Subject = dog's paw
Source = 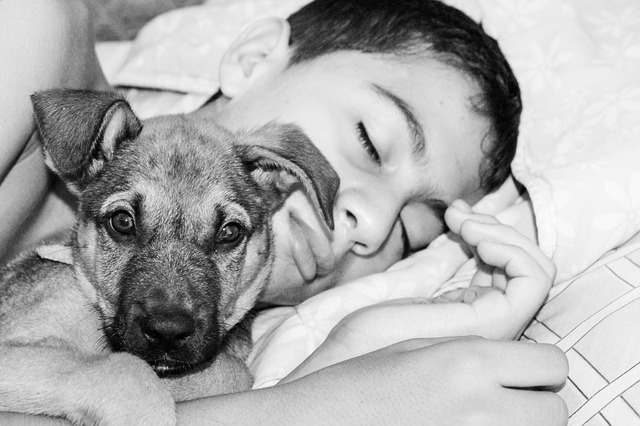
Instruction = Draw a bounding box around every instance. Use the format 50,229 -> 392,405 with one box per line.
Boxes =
64,353 -> 176,426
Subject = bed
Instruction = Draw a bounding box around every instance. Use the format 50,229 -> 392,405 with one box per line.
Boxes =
95,1 -> 640,424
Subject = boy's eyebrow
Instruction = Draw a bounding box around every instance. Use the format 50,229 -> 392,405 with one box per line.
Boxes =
371,83 -> 427,159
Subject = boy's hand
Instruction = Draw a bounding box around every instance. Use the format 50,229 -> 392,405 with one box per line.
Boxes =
287,200 -> 556,377
281,338 -> 568,426
436,199 -> 557,338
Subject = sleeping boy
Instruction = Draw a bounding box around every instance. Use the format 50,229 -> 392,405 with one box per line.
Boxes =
0,0 -> 567,424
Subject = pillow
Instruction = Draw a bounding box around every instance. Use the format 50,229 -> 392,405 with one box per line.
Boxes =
82,0 -> 208,41
486,0 -> 640,282
111,0 -> 311,94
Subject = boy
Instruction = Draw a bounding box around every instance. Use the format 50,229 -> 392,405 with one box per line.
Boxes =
0,0 -> 567,423
191,0 -> 523,306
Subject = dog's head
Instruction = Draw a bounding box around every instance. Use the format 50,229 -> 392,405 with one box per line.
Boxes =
32,89 -> 338,376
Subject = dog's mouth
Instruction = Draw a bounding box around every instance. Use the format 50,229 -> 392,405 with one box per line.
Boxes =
149,356 -> 211,378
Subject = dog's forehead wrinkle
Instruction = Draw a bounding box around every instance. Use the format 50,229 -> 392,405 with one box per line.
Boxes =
132,180 -> 238,242
140,116 -> 237,165
119,120 -> 253,200
128,135 -> 267,226
132,139 -> 241,196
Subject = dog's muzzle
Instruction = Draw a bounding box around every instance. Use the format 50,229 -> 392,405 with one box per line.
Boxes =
107,301 -> 221,378
139,306 -> 220,377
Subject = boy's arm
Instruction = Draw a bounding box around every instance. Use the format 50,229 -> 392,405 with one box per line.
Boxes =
0,0 -> 105,182
0,337 -> 567,425
0,0 -> 109,263
180,337 -> 567,426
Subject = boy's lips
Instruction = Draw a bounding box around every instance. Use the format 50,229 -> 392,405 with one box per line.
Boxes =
289,213 -> 336,282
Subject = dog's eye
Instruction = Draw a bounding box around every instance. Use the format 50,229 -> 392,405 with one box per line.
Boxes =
110,211 -> 136,236
218,222 -> 244,244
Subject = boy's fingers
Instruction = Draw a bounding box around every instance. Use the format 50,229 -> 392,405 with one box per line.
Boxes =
476,240 -> 555,284
474,242 -> 553,316
488,342 -> 568,389
424,339 -> 568,425
445,200 -> 500,234
458,220 -> 534,251
445,201 -> 514,274
388,338 -> 568,389
470,266 -> 509,290
445,201 -> 540,264
425,338 -> 568,388
434,286 -> 497,304
446,201 -> 538,255
459,221 -> 555,280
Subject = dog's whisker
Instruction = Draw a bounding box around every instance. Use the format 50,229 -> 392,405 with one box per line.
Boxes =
95,334 -> 111,353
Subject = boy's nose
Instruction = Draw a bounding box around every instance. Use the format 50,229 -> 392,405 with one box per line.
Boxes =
334,188 -> 399,256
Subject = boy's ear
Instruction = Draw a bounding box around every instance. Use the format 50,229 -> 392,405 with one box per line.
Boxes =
219,17 -> 291,98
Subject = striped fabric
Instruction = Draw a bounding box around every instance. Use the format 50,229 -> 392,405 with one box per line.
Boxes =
525,233 -> 640,425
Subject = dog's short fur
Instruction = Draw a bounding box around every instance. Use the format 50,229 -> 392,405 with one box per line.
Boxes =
0,90 -> 338,425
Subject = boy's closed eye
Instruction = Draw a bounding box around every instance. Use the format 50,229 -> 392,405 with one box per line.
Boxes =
356,122 -> 381,165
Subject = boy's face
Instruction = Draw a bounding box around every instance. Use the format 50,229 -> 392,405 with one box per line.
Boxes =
197,51 -> 488,305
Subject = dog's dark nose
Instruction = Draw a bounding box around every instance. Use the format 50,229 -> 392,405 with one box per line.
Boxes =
140,309 -> 196,351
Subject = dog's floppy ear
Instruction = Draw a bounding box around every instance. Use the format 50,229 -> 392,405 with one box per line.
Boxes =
238,124 -> 339,230
31,89 -> 142,195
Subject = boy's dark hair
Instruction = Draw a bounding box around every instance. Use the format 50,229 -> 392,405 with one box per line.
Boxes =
287,0 -> 521,194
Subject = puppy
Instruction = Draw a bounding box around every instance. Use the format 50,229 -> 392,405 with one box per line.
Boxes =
0,89 -> 338,425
